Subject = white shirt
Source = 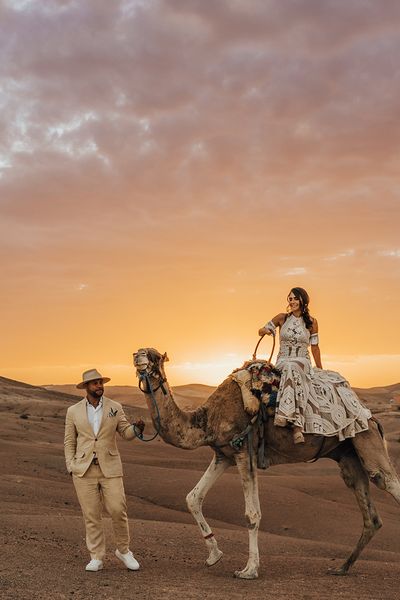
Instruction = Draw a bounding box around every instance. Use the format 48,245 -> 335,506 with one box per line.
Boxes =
86,397 -> 103,436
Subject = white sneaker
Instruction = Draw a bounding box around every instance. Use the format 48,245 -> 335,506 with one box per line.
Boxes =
115,549 -> 140,570
85,558 -> 104,572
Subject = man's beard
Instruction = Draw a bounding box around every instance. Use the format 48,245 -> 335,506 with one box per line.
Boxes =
88,389 -> 103,400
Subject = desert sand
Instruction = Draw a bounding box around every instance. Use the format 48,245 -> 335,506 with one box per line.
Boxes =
2,375 -> 400,600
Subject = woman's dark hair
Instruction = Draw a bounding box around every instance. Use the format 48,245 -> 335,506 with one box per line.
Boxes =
287,287 -> 313,330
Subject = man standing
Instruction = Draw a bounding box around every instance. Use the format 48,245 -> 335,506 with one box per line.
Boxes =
64,368 -> 144,572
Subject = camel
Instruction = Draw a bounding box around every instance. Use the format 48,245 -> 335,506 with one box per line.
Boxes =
133,347 -> 400,579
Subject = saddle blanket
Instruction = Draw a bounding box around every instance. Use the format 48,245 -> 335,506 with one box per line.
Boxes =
230,360 -> 281,416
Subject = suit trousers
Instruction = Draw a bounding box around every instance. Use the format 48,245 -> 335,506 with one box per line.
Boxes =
73,463 -> 130,560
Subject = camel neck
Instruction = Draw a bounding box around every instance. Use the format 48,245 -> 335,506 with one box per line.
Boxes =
145,377 -> 207,449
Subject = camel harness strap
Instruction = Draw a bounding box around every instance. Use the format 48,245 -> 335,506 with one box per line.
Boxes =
134,372 -> 165,442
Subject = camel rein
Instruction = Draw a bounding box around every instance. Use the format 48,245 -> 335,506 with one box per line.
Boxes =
133,372 -> 165,442
134,337 -> 276,455
252,333 -> 276,362
134,362 -> 264,464
213,334 -> 329,468
134,339 -> 326,465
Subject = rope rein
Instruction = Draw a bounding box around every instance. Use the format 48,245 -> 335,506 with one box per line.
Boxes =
133,372 -> 165,442
252,333 -> 276,362
134,337 -> 326,465
134,337 -> 277,456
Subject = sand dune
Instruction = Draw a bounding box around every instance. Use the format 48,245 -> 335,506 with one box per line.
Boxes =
353,382 -> 400,412
44,382 -> 216,410
45,380 -> 400,413
2,377 -> 400,599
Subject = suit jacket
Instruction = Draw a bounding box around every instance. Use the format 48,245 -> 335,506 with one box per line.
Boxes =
64,395 -> 135,478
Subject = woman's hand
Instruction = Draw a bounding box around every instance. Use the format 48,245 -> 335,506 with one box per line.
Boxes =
311,345 -> 323,369
259,315 -> 283,338
259,322 -> 276,337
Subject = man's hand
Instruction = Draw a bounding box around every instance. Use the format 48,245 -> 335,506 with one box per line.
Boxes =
133,419 -> 145,435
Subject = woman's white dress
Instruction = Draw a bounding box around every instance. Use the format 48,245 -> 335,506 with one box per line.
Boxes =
274,314 -> 371,440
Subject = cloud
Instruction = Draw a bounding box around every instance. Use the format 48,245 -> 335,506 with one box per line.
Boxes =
0,1 -> 400,385
2,0 -> 400,207
324,249 -> 355,261
378,249 -> 400,258
282,267 -> 308,276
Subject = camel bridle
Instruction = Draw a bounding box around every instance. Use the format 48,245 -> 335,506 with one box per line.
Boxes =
133,349 -> 168,442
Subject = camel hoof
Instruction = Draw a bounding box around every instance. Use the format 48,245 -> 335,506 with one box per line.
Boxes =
327,566 -> 348,576
234,568 -> 258,580
206,549 -> 223,567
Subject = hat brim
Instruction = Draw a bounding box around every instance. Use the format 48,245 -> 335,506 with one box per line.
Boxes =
76,376 -> 111,390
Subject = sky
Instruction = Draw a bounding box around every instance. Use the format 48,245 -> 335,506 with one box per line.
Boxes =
0,0 -> 399,388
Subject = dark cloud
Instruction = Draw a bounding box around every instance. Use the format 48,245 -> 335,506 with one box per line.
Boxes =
0,0 -> 399,303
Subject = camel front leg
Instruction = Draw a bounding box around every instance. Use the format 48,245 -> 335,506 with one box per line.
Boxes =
234,451 -> 261,579
186,454 -> 230,566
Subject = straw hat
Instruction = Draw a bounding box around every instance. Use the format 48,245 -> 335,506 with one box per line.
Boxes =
76,368 -> 111,389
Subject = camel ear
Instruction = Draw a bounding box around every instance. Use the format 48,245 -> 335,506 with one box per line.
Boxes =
162,352 -> 169,362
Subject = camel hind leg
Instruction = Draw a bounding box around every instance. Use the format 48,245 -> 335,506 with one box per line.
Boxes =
352,418 -> 400,503
186,454 -> 230,566
330,450 -> 382,575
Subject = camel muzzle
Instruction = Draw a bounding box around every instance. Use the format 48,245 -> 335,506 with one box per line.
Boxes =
133,350 -> 150,372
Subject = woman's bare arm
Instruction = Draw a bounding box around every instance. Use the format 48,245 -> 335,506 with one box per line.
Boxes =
258,313 -> 285,336
310,317 -> 323,368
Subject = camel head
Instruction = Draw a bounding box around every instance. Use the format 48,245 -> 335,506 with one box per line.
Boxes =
133,347 -> 169,382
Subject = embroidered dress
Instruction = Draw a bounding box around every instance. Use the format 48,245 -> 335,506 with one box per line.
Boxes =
274,314 -> 371,440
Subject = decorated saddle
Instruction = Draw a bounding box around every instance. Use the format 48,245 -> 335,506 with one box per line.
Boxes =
230,360 -> 281,417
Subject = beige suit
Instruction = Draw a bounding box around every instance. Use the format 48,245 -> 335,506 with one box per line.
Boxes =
64,396 -> 136,559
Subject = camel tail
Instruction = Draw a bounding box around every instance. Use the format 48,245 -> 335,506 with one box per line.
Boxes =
369,415 -> 388,453
352,415 -> 399,493
370,415 -> 385,440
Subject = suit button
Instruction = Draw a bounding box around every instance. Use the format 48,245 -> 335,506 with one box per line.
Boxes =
95,438 -> 97,441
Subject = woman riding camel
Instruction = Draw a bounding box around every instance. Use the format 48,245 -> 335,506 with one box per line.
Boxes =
259,287 -> 371,444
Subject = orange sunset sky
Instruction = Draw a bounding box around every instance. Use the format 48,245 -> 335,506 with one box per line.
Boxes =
0,0 -> 399,388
